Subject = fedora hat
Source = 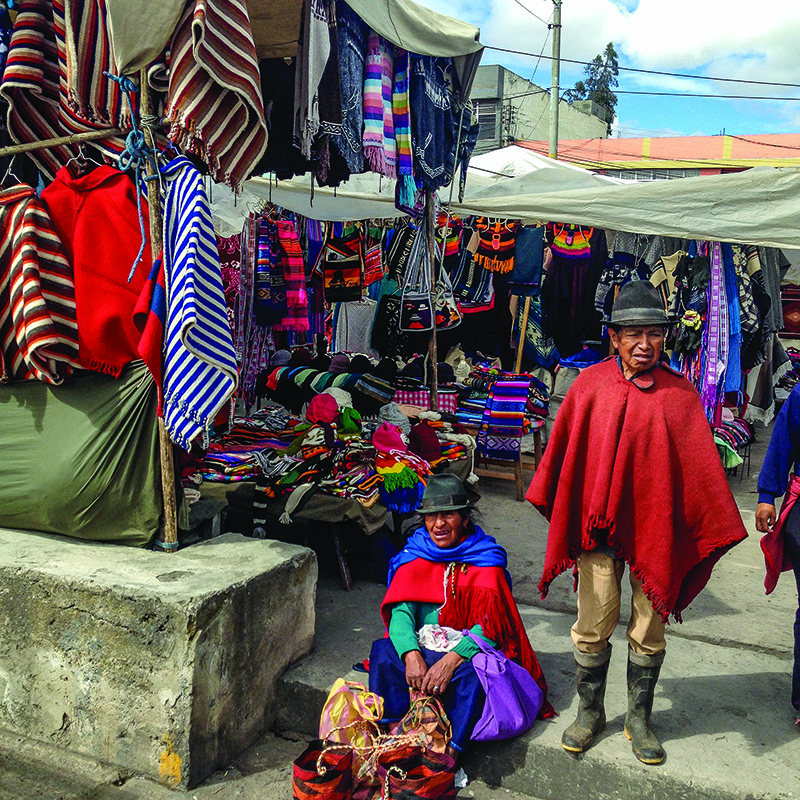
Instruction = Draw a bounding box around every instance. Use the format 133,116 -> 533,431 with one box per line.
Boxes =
603,280 -> 675,327
417,474 -> 471,514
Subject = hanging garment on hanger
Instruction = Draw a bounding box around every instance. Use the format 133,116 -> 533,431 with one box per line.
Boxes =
333,1 -> 368,174
507,226 -> 545,297
0,185 -> 80,384
362,30 -> 396,177
474,218 -> 518,273
41,165 -> 152,377
333,297 -> 379,357
254,218 -> 288,326
274,219 -> 310,332
159,155 -> 238,449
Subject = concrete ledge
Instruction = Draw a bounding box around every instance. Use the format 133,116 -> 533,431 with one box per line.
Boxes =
0,530 -> 317,788
279,576 -> 799,800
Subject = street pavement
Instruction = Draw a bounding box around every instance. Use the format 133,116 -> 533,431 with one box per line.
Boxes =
2,418 -> 798,799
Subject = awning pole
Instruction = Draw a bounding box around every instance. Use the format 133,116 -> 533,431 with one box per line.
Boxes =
139,68 -> 179,552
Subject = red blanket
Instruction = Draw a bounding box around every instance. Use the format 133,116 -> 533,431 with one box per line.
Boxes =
527,358 -> 747,622
381,558 -> 554,718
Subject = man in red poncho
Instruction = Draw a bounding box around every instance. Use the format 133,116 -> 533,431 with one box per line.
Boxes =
527,280 -> 747,765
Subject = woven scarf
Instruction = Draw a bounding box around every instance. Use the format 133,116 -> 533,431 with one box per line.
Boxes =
474,219 -> 517,273
700,242 -> 728,422
362,31 -> 395,177
393,48 -> 413,181
274,219 -> 309,332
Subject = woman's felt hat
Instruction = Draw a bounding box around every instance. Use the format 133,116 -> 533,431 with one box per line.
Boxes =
602,280 -> 676,327
417,473 -> 471,514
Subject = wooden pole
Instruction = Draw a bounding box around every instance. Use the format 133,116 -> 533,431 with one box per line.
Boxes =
514,296 -> 532,374
0,128 -> 120,158
425,190 -> 439,411
139,68 -> 179,552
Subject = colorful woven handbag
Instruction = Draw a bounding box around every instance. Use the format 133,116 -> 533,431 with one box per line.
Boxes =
292,740 -> 353,800
376,746 -> 455,800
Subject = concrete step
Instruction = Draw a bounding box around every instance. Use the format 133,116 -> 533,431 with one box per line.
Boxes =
277,575 -> 799,800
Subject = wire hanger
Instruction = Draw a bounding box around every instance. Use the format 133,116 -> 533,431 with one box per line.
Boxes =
64,143 -> 104,176
2,154 -> 21,186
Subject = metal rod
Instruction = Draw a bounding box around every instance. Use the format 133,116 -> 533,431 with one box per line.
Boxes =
0,128 -> 120,158
425,190 -> 439,411
139,68 -> 179,552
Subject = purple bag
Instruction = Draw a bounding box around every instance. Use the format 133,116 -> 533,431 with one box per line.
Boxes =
465,631 -> 543,742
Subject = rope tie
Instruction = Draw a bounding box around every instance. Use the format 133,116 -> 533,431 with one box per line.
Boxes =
103,71 -> 159,282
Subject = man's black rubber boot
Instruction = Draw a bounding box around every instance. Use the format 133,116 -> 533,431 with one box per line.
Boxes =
561,645 -> 612,753
624,648 -> 666,765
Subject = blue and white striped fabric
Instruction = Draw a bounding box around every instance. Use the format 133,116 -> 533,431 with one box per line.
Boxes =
161,156 -> 238,449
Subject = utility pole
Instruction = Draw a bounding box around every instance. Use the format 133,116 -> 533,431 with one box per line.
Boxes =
548,0 -> 562,159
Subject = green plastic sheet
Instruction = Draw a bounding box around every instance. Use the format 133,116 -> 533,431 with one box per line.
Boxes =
0,361 -> 161,546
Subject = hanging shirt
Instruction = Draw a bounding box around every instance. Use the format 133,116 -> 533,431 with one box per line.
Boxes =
160,156 -> 238,450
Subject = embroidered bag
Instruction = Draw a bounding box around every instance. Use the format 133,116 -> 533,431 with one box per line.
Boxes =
400,216 -> 434,332
465,630 -> 543,741
325,230 -> 364,303
364,242 -> 384,286
433,256 -> 462,330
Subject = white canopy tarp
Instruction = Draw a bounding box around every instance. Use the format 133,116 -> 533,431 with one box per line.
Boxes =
211,146 -> 800,249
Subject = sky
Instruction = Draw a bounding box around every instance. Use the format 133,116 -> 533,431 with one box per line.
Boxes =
414,0 -> 800,139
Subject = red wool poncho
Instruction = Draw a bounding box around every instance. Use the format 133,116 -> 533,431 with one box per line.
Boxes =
527,358 -> 747,622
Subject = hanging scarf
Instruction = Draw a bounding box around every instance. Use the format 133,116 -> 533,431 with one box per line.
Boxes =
362,31 -> 396,177
474,219 -> 517,273
392,47 -> 416,204
274,219 -> 309,332
700,242 -> 728,422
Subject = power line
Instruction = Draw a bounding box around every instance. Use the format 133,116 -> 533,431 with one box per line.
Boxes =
483,44 -> 800,89
499,86 -> 800,103
511,0 -> 551,27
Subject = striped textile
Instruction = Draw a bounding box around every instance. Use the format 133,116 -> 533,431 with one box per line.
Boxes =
161,156 -> 238,449
166,0 -> 267,188
362,31 -> 395,177
274,219 -> 309,332
392,48 -> 412,176
0,185 -> 80,384
477,378 -> 531,461
0,0 -> 130,179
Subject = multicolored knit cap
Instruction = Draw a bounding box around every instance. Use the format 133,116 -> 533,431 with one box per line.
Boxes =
372,422 -> 430,513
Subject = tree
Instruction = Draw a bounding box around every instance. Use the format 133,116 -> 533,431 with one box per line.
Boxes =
564,42 -> 619,136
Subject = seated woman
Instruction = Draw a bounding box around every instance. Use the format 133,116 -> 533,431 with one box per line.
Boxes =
369,474 -> 554,756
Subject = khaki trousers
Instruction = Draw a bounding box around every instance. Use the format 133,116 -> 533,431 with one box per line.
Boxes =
570,550 -> 666,657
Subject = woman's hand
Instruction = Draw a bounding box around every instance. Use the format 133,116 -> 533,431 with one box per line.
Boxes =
403,650 -> 428,691
421,651 -> 465,696
756,502 -> 777,533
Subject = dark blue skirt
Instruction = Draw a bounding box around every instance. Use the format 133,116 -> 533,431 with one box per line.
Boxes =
368,638 -> 485,752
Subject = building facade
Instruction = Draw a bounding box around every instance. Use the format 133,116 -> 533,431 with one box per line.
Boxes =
470,65 -> 608,155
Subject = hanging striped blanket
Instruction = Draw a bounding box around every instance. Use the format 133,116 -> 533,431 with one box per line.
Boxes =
165,0 -> 267,187
161,156 -> 238,450
274,219 -> 309,332
0,185 -> 80,384
0,0 -> 131,179
477,378 -> 532,461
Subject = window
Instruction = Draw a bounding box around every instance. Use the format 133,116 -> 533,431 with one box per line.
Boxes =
604,168 -> 700,181
475,100 -> 498,142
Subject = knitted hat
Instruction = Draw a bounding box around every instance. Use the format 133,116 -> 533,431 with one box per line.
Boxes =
377,401 -> 411,435
311,353 -> 332,372
306,393 -> 339,424
437,362 -> 456,384
603,280 -> 676,327
374,357 -> 398,381
348,354 -> 373,374
322,387 -> 354,409
289,347 -> 314,367
400,358 -> 424,380
271,349 -> 292,368
329,353 -> 351,374
338,406 -> 363,437
408,420 -> 442,464
356,373 -> 396,406
372,422 -> 407,453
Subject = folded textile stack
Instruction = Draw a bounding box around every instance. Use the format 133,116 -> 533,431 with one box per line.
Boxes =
319,441 -> 382,507
477,378 -> 532,462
